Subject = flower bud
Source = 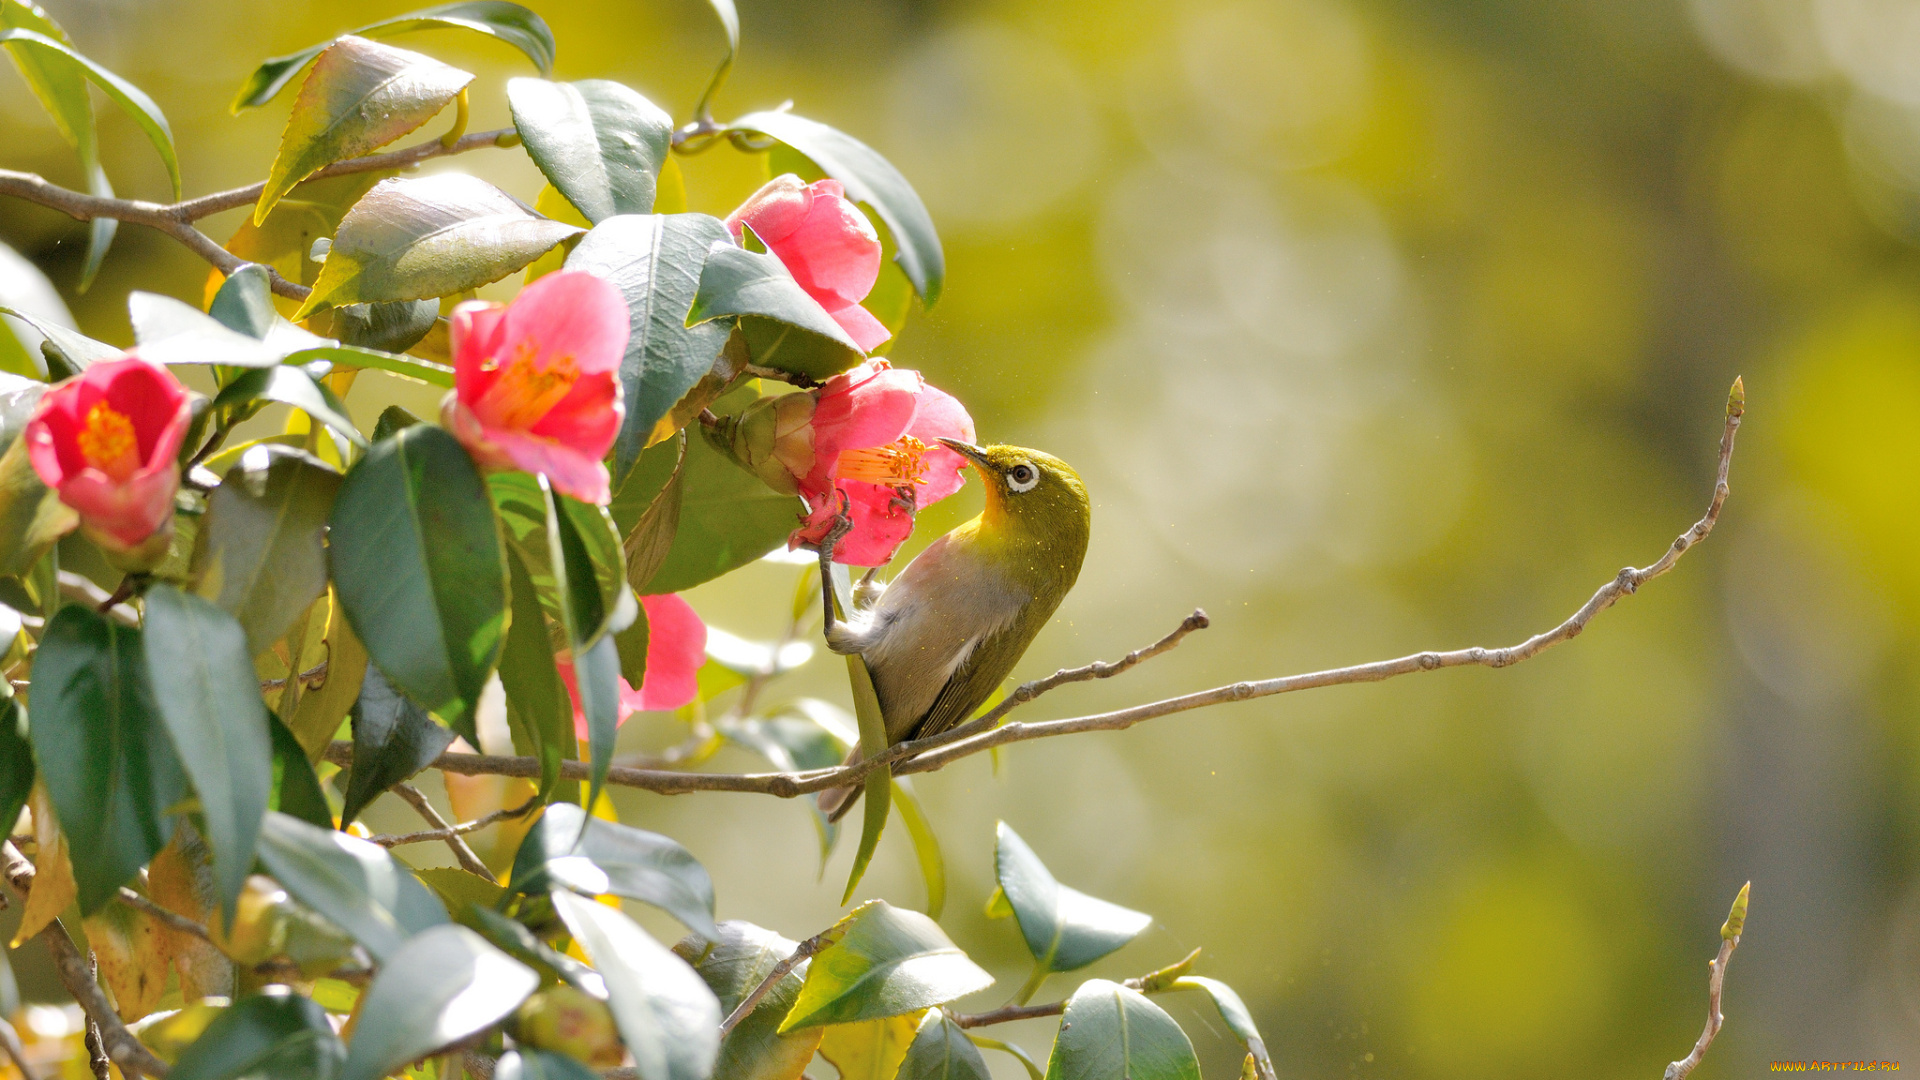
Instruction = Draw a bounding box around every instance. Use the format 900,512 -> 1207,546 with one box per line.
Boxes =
515,985 -> 624,1067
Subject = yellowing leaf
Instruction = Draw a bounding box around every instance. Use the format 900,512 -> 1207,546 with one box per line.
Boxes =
147,826 -> 235,999
255,37 -> 472,225
285,591 -> 369,762
11,784 -> 74,946
818,1014 -> 923,1080
83,899 -> 169,1021
523,184 -> 591,284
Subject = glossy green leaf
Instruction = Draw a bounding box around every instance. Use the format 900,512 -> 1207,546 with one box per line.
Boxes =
295,174 -> 583,320
330,423 -> 507,740
171,989 -> 344,1080
212,367 -> 366,450
254,811 -> 449,963
1,2 -> 96,183
255,37 -> 471,225
549,889 -> 722,1080
891,778 -> 944,922
840,655 -> 891,905
611,405 -> 796,595
304,344 -> 452,388
996,823 -> 1150,974
29,605 -> 183,913
725,111 -> 940,305
341,925 -> 537,1080
510,802 -> 716,937
130,291 -> 306,369
0,371 -> 41,444
0,691 -> 31,841
968,1036 -> 1043,1080
233,2 -> 554,112
463,903 -> 604,997
509,77 -> 672,222
498,547 -> 573,799
898,1011 -> 989,1080
780,901 -> 993,1031
1043,981 -> 1199,1080
340,665 -> 455,825
496,1050 -> 601,1080
676,920 -> 826,1080
574,630 -> 620,815
268,713 -> 335,830
0,231 -> 75,375
563,213 -> 734,485
192,445 -> 341,658
1169,978 -> 1272,1080
689,243 -> 863,372
489,473 -> 624,648
331,300 -> 439,354
208,263 -> 276,338
142,585 -> 275,912
0,304 -> 117,371
0,26 -> 179,198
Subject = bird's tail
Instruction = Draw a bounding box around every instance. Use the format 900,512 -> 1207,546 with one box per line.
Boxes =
816,745 -> 863,823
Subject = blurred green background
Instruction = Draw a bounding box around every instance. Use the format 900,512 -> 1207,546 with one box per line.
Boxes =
5,0 -> 1919,1075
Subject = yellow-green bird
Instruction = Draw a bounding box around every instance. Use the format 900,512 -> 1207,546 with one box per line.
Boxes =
816,439 -> 1091,821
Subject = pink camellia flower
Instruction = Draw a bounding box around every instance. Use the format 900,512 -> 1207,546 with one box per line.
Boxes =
25,354 -> 190,554
726,175 -> 891,353
556,594 -> 708,739
441,270 -> 629,505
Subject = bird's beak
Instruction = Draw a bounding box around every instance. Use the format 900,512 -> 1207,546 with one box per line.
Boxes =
936,437 -> 990,466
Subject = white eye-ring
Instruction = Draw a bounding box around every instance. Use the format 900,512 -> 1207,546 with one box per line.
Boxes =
1007,462 -> 1039,492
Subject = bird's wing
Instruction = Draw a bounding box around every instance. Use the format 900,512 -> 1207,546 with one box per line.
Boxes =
906,616 -> 1046,742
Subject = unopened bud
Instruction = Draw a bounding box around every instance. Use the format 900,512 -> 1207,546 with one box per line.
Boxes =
706,393 -> 816,496
515,985 -> 624,1067
1721,881 -> 1750,941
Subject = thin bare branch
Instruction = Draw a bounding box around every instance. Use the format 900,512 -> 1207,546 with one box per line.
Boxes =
1665,882 -> 1750,1080
0,843 -> 171,1078
367,796 -> 540,849
170,128 -> 517,220
342,383 -> 1742,799
392,783 -> 498,882
117,887 -> 214,944
718,934 -> 826,1038
0,1015 -> 42,1080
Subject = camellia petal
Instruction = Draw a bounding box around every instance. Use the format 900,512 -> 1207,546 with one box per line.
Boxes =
25,353 -> 189,552
727,174 -> 890,353
557,593 -> 707,738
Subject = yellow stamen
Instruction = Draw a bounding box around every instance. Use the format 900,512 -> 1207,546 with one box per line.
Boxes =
474,340 -> 580,429
77,401 -> 141,481
835,434 -> 931,487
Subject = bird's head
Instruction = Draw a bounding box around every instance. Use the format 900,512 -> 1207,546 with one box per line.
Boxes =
936,439 -> 1090,550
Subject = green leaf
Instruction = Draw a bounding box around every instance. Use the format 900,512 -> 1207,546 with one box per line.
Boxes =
0,26 -> 179,198
676,921 -> 825,1080
29,605 -> 184,913
340,665 -> 455,826
254,811 -> 449,963
891,778 -> 944,922
0,691 -> 31,843
688,243 -> 863,373
612,406 -> 796,595
840,655 -> 890,905
0,304 -> 117,370
995,823 -> 1150,974
305,344 -> 452,388
1043,981 -> 1199,1080
574,631 -> 621,817
898,1012 -> 989,1080
0,403 -> 73,577
509,78 -> 672,222
0,233 -> 75,376
489,473 -> 624,648
268,713 -> 335,830
549,889 -> 721,1080
255,37 -> 472,225
496,1050 -> 602,1080
171,990 -> 345,1080
212,367 -> 367,450
968,1037 -> 1042,1080
331,300 -> 439,354
498,547 -> 573,800
294,174 -> 583,320
510,803 -> 716,938
724,111 -> 940,305
463,904 -> 603,996
330,423 -> 507,740
563,213 -> 733,486
141,585 -> 275,913
208,263 -> 277,339
233,2 -> 555,112
780,901 -> 993,1032
191,445 -> 342,658
130,291 -> 309,369
341,925 -> 537,1080
1168,978 -> 1272,1080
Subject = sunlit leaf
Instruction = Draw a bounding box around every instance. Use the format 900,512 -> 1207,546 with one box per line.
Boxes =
192,445 -> 341,658
30,605 -> 184,913
294,174 -> 582,320
463,904 -> 604,997
341,925 -> 536,1080
897,1011 -> 989,1080
254,812 -> 449,963
995,822 -> 1150,974
330,423 -> 507,740
840,655 -> 890,905
676,920 -> 825,1080
1168,977 -> 1272,1080
509,77 -> 672,222
213,366 -> 367,454
142,585 -> 276,912
689,243 -> 863,378
130,291 -> 307,369
510,802 -> 716,938
331,299 -> 439,353
563,213 -> 733,486
725,111 -> 940,305
818,1014 -> 920,1080
549,889 -> 721,1080
0,234 -> 75,375
1042,981 -> 1199,1080
968,1036 -> 1042,1080
171,990 -> 344,1080
255,37 -> 471,224
10,784 -> 73,945
781,901 -> 993,1031
234,1 -> 554,112
340,664 -> 455,826
83,895 -> 167,1022
0,25 -> 179,197
284,594 -> 369,760
891,778 -> 944,922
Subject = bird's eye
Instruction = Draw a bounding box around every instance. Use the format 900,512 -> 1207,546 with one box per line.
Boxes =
1007,462 -> 1039,492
